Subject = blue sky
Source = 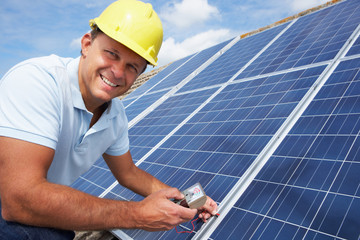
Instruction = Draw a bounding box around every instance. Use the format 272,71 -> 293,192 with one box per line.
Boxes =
0,0 -> 329,77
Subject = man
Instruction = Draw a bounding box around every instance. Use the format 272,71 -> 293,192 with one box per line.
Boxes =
0,0 -> 218,239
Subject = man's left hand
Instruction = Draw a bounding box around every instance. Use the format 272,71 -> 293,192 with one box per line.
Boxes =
197,196 -> 218,222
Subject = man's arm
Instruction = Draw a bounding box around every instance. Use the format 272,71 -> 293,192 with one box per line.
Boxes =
0,137 -> 197,231
103,151 -> 169,196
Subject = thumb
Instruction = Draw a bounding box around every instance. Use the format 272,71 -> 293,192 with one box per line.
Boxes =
162,187 -> 184,200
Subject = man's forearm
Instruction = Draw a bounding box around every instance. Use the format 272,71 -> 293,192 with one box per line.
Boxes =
120,167 -> 170,196
2,181 -> 140,231
104,152 -> 170,197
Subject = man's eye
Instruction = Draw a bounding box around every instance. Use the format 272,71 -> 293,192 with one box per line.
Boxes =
128,65 -> 138,74
105,50 -> 117,58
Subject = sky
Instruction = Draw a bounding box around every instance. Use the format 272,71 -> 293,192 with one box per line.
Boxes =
0,0 -> 330,78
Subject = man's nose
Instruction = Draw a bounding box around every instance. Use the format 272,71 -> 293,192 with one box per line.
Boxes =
112,62 -> 126,80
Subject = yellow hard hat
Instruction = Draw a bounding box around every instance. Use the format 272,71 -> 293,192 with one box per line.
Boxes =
89,0 -> 163,66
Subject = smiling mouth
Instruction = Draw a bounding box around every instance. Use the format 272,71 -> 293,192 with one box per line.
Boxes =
101,75 -> 118,87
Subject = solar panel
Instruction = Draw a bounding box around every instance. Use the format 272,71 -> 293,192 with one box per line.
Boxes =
128,87 -> 220,163
178,22 -> 290,93
210,56 -> 360,240
147,39 -> 232,94
237,0 -> 360,79
123,89 -> 169,122
125,54 -> 194,99
71,0 -> 360,239
120,55 -> 195,122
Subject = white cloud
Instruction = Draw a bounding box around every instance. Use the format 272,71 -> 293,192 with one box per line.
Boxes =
157,28 -> 232,67
70,37 -> 82,49
160,0 -> 220,29
289,0 -> 330,12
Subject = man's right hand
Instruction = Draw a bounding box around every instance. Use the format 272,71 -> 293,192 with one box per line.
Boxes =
134,188 -> 197,231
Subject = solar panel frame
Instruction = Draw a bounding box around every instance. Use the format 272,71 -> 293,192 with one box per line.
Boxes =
346,28 -> 360,57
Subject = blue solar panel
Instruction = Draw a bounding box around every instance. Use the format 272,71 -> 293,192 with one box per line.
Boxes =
71,1 -> 360,239
148,39 -> 233,93
237,0 -> 360,79
128,87 -> 219,163
123,89 -> 169,122
126,54 -> 194,99
211,57 -> 360,240
177,22 -> 290,93
71,157 -> 118,198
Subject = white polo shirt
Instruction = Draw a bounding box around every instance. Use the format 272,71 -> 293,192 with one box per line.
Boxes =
0,55 -> 129,186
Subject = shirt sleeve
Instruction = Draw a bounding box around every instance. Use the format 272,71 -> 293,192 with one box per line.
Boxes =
0,63 -> 61,149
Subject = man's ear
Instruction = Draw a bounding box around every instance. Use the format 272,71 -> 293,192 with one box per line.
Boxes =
81,33 -> 92,57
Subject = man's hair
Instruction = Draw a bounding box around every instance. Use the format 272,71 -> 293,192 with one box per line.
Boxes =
90,26 -> 103,41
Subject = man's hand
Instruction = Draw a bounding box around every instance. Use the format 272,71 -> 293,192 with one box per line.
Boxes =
197,196 -> 218,222
134,188 -> 197,231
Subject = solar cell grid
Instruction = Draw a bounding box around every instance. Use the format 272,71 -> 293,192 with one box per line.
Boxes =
71,157 -> 117,197
148,39 -> 232,93
123,89 -> 168,121
237,0 -> 360,79
128,88 -> 219,163
125,54 -> 194,99
177,22 -> 290,93
211,57 -> 360,240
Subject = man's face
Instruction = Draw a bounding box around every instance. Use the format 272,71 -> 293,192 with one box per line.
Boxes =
79,32 -> 147,112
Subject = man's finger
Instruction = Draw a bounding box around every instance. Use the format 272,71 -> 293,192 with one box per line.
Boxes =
162,187 -> 184,200
177,205 -> 197,221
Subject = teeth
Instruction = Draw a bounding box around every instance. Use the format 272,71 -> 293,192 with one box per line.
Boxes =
101,75 -> 117,87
